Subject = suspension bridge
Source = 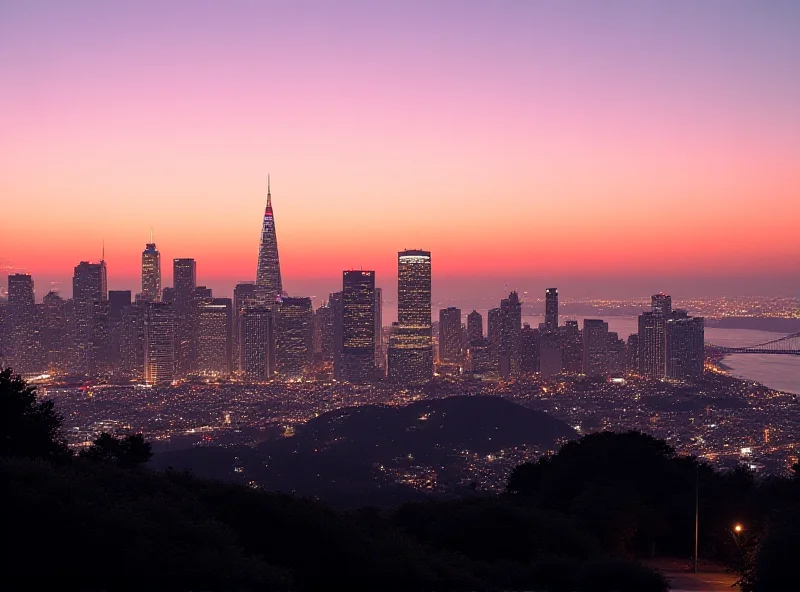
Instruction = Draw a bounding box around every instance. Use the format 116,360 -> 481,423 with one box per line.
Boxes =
707,332 -> 800,355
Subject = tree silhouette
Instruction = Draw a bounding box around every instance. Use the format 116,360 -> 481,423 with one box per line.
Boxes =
0,367 -> 70,462
80,432 -> 153,468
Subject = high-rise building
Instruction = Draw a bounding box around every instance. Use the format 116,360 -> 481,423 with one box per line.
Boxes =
582,319 -> 608,376
341,271 -> 376,382
255,177 -> 283,301
232,283 -> 270,373
42,291 -> 68,374
438,307 -> 462,364
374,287 -> 384,375
626,334 -> 640,372
6,274 -> 41,376
72,260 -> 107,377
274,296 -> 312,377
488,307 -> 502,371
666,313 -> 705,379
499,291 -> 522,376
560,320 -> 582,373
120,303 -> 145,379
330,291 -> 344,379
545,288 -> 559,333
173,258 -> 196,376
519,323 -> 540,374
239,305 -> 274,381
196,298 -> 232,377
144,302 -> 175,384
467,310 -> 483,342
313,301 -> 335,361
388,250 -> 432,383
540,331 -> 562,378
107,290 -> 131,371
638,311 -> 667,378
141,239 -> 162,303
652,293 -> 672,316
467,337 -> 492,374
606,331 -> 627,376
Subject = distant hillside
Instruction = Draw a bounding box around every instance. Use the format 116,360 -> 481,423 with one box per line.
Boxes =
152,395 -> 576,506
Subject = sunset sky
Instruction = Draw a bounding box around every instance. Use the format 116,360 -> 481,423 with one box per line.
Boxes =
1,1 -> 799,300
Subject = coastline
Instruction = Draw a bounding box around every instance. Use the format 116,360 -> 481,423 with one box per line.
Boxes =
712,352 -> 800,396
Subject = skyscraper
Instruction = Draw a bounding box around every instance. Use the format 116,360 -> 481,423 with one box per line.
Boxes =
519,323 -> 540,374
374,287 -> 385,375
42,290 -> 68,374
467,310 -> 483,342
195,297 -> 232,377
72,260 -> 107,377
173,258 -> 196,376
274,296 -> 312,377
141,238 -> 161,303
330,291 -> 344,379
144,302 -> 175,384
540,331 -> 562,378
499,291 -> 522,376
239,305 -> 274,381
388,250 -> 432,383
560,320 -> 582,373
666,313 -> 705,380
107,290 -> 131,370
6,274 -> 41,376
255,177 -> 283,301
545,288 -> 559,333
438,307 -> 462,364
488,307 -> 501,371
638,311 -> 667,378
652,293 -> 672,316
342,270 -> 376,382
582,319 -> 608,376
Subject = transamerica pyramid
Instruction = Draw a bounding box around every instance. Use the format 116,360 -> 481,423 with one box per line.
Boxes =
255,175 -> 283,300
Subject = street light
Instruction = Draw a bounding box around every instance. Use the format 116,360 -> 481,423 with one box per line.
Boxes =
734,524 -> 743,534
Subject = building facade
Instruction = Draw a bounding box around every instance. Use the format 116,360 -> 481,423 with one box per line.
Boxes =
388,250 -> 432,383
255,177 -> 283,301
342,270 -> 376,382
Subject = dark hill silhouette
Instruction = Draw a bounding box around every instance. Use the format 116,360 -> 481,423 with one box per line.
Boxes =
152,395 -> 576,506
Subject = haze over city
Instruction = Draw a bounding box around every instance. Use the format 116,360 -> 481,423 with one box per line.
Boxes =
2,1 -> 799,300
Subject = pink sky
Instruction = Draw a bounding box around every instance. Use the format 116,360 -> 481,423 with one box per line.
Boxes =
1,1 -> 798,299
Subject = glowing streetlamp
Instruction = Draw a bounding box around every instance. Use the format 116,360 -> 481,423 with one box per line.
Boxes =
734,524 -> 743,534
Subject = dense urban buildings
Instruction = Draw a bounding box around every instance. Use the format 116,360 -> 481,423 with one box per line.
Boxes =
341,271 -> 376,382
255,177 -> 283,301
6,274 -> 40,376
499,291 -> 522,378
72,260 -> 107,377
195,298 -> 233,377
173,258 -> 196,376
467,310 -> 483,343
388,250 -> 432,383
666,312 -> 705,379
582,319 -> 609,376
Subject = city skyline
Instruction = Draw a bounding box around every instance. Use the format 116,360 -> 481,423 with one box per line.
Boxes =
2,1 -> 799,299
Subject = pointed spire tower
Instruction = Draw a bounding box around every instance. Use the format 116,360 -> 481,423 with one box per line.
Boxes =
255,175 -> 283,300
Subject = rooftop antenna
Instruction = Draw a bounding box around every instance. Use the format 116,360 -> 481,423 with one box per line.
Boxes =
149,227 -> 153,244
102,239 -> 105,262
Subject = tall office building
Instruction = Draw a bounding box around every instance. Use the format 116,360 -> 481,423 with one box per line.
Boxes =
499,291 -> 522,376
626,334 -> 640,372
341,271 -> 376,382
42,290 -> 68,374
330,292 -> 344,379
488,307 -> 501,371
144,302 -> 175,384
173,258 -> 196,376
195,298 -> 232,376
374,287 -> 385,375
560,320 -> 582,373
141,239 -> 162,303
239,305 -> 274,381
232,283 -> 270,373
638,311 -> 667,378
120,303 -> 145,379
107,290 -> 131,370
255,177 -> 283,301
72,260 -> 107,377
438,307 -> 462,364
606,331 -> 627,376
582,319 -> 609,376
6,274 -> 41,376
467,310 -> 483,342
540,331 -> 563,378
652,293 -> 672,316
388,250 -> 432,383
545,288 -> 559,333
313,301 -> 335,361
519,323 -> 540,374
274,296 -> 312,377
666,313 -> 705,379
467,337 -> 492,374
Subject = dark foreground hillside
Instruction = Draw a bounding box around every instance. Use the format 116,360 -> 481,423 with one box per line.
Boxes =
3,458 -> 667,591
